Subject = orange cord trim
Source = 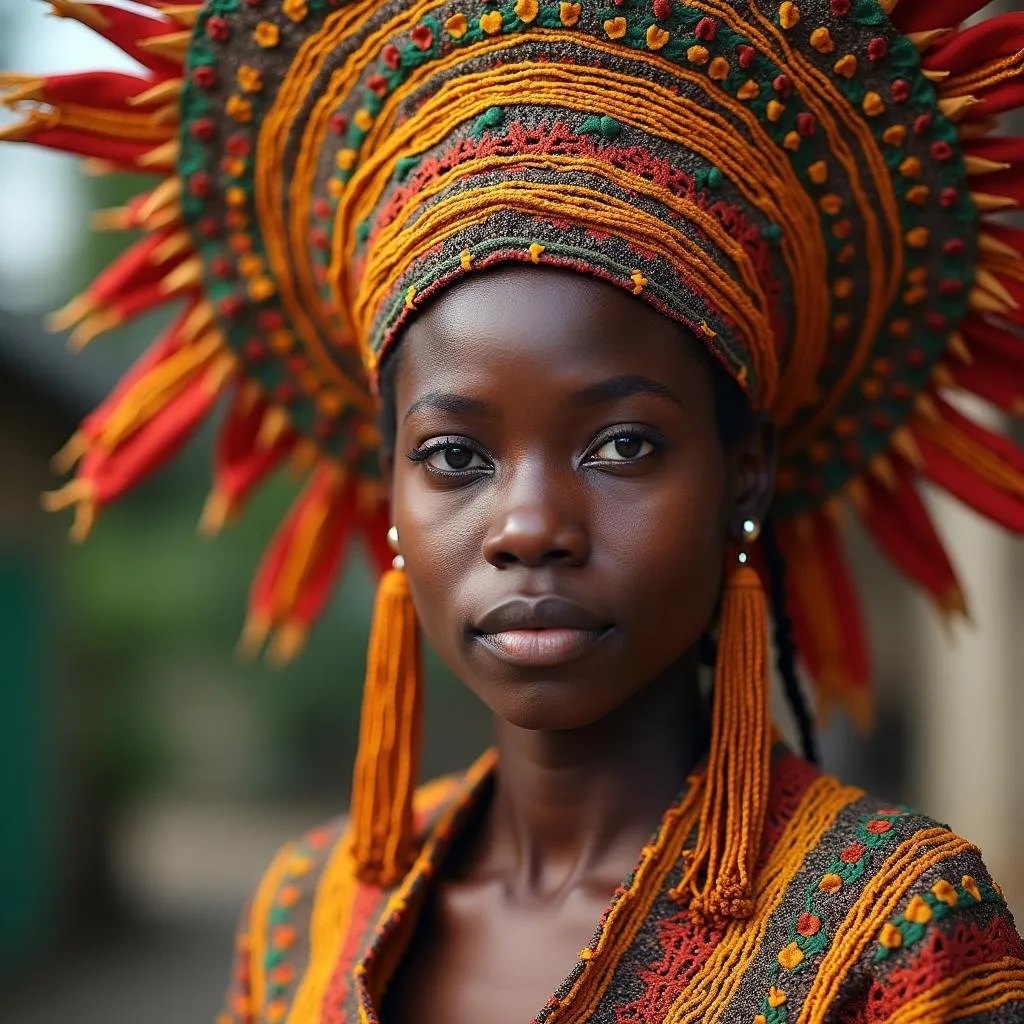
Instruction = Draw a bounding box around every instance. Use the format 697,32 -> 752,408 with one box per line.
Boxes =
659,776 -> 862,1024
349,568 -> 424,886
249,839 -> 304,1018
284,823 -> 361,1024
879,958 -> 1024,1024
671,565 -> 771,922
691,0 -> 901,437
796,830 -> 977,1023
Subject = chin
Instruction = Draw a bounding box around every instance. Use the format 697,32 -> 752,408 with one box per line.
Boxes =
479,677 -> 622,733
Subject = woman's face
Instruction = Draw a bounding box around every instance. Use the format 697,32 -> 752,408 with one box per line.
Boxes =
391,266 -> 771,732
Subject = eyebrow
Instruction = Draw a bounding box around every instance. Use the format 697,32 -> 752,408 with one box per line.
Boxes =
402,390 -> 495,423
571,375 -> 686,412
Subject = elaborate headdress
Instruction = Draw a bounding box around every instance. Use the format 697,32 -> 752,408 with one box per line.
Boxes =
4,0 -> 1023,916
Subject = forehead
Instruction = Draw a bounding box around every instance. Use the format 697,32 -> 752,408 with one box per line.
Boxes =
396,265 -> 715,394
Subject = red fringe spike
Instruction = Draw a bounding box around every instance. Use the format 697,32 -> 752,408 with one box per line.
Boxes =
48,3 -> 184,78
242,466 -> 351,659
891,0 -> 993,36
200,386 -> 297,535
962,137 -> 1024,169
979,223 -> 1024,259
776,512 -> 871,727
52,230 -> 191,332
13,71 -> 152,110
56,302 -> 199,464
44,354 -> 236,538
861,457 -> 964,612
0,121 -> 157,168
926,14 -> 1024,75
961,313 -> 1024,370
969,169 -> 1024,205
949,350 -> 1024,414
914,398 -> 1024,532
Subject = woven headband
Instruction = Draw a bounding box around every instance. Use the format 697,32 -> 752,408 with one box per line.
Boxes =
3,0 -> 1024,718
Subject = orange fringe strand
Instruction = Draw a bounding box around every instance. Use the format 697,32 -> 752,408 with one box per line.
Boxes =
349,568 -> 423,887
672,563 -> 771,922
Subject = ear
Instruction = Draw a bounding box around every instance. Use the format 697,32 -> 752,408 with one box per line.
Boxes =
725,414 -> 776,540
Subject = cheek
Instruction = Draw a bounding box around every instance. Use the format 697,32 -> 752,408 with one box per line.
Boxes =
391,465 -> 478,655
595,463 -> 729,646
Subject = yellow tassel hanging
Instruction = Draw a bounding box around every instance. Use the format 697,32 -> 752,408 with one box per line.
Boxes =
672,562 -> 771,921
349,566 -> 423,887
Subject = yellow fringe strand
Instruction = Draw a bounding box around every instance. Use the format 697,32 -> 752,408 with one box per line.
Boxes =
349,567 -> 423,887
672,563 -> 771,921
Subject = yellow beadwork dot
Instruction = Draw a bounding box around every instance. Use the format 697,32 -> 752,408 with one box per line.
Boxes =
907,267 -> 929,285
879,924 -> 903,950
337,149 -> 358,170
837,243 -> 856,264
862,91 -> 885,116
223,157 -> 247,179
226,186 -> 247,208
405,286 -> 417,309
810,27 -> 834,52
254,21 -> 280,47
832,219 -> 853,240
778,941 -> 804,970
833,54 -> 858,78
905,227 -> 930,248
883,124 -> 907,146
709,57 -> 730,80
932,879 -> 958,907
963,876 -> 982,901
631,270 -> 648,294
248,276 -> 276,302
833,277 -> 854,299
903,285 -> 928,305
460,249 -> 474,270
446,13 -> 468,37
604,16 -> 627,39
529,242 -> 546,263
687,44 -> 710,65
768,987 -> 788,1008
515,0 -> 539,23
354,109 -> 374,131
266,1000 -> 288,1023
904,895 -> 933,924
237,65 -> 263,93
647,24 -> 670,50
316,391 -> 345,417
832,314 -> 851,333
755,1017 -> 768,1024
767,99 -> 786,122
906,185 -> 930,205
808,160 -> 829,184
889,318 -> 912,338
779,2 -> 800,29
328,179 -> 345,198
226,95 -> 253,123
238,253 -> 264,278
737,79 -> 760,100
559,2 -> 582,26
819,194 -> 843,215
271,329 -> 295,354
480,10 -> 504,33
283,0 -> 307,22
784,130 -> 801,151
899,156 -> 922,178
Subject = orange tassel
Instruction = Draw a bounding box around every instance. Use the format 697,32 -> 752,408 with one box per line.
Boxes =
672,563 -> 771,922
349,567 -> 423,887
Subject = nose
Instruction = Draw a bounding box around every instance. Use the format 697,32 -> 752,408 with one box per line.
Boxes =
482,502 -> 589,569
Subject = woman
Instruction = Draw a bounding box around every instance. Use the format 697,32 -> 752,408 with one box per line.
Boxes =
4,0 -> 1024,1020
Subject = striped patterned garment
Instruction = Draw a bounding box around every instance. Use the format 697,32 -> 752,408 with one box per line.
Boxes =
217,747 -> 1024,1023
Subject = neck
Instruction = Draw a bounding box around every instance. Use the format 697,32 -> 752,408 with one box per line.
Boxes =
484,654 -> 709,899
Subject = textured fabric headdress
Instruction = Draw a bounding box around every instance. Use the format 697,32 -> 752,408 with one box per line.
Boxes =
4,0 -> 1024,907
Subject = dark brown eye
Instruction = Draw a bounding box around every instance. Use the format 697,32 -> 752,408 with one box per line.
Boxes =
423,443 -> 486,472
593,434 -> 655,462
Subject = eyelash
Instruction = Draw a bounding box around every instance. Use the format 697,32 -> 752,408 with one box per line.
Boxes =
407,425 -> 664,479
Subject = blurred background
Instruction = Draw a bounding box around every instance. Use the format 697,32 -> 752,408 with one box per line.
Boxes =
0,2 -> 1021,1021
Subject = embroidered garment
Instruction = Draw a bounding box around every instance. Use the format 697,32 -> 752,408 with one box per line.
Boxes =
217,748 -> 1024,1024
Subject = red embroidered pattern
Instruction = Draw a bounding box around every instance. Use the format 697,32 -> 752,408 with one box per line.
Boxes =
837,914 -> 1024,1023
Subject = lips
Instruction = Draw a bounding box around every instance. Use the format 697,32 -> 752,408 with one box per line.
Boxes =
471,596 -> 612,668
